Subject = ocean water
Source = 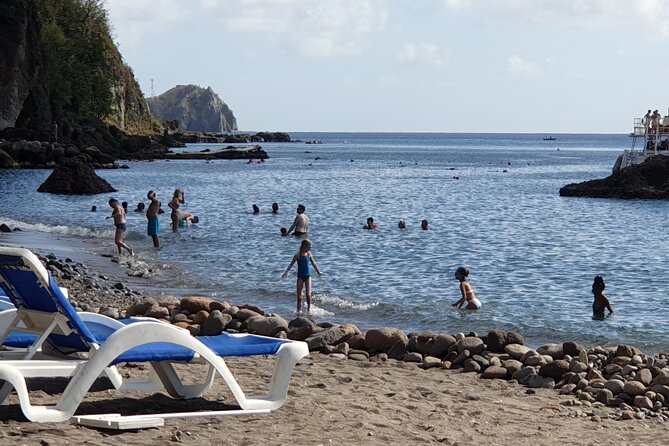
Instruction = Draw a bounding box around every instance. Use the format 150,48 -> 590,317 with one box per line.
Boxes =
2,132 -> 668,353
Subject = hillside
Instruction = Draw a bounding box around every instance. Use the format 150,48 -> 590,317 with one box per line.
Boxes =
146,85 -> 237,133
0,0 -> 155,137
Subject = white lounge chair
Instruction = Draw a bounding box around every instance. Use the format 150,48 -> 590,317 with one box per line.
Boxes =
0,246 -> 309,425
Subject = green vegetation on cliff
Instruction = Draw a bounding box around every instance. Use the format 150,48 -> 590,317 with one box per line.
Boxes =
32,0 -> 153,132
37,0 -> 113,120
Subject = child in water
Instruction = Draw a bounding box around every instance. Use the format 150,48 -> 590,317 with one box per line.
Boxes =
282,239 -> 323,314
592,276 -> 613,318
451,267 -> 481,310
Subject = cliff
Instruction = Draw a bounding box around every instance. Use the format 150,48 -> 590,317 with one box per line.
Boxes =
146,85 -> 238,133
559,155 -> 669,199
0,0 -> 154,136
0,0 -> 43,131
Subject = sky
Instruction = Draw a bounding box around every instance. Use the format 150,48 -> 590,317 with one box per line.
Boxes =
106,0 -> 669,133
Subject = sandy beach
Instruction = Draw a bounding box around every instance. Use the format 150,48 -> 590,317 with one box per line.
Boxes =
0,230 -> 667,446
0,354 -> 666,445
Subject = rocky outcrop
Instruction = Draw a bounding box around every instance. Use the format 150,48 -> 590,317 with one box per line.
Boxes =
0,0 -> 44,131
560,155 -> 669,199
104,47 -> 155,134
171,131 -> 292,144
147,85 -> 237,133
158,144 -> 268,160
37,157 -> 116,194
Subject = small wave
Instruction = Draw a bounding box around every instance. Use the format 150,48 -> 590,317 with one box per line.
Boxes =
307,304 -> 335,317
315,293 -> 379,311
0,217 -> 112,238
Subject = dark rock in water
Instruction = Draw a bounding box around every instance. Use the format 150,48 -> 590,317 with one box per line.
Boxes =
37,158 -> 116,195
0,223 -> 11,233
0,148 -> 19,168
560,155 -> 669,199
158,144 -> 269,160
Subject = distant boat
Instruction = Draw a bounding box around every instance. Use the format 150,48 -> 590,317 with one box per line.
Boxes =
543,136 -> 557,141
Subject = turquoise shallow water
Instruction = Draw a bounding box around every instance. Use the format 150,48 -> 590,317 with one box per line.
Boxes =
2,132 -> 668,353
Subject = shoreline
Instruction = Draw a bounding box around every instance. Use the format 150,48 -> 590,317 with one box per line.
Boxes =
1,226 -> 669,443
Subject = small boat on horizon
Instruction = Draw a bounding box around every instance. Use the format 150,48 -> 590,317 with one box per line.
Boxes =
543,136 -> 557,141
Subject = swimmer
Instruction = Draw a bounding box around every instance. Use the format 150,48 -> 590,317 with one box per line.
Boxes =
134,202 -> 145,212
363,217 -> 379,230
91,205 -> 97,212
146,191 -> 161,249
179,212 -> 199,226
592,276 -> 613,318
281,227 -> 288,236
108,198 -> 133,255
286,204 -> 309,236
272,202 -> 279,214
398,220 -> 407,229
421,219 -> 429,230
252,204 -> 260,214
282,239 -> 323,314
451,267 -> 481,310
168,188 -> 185,232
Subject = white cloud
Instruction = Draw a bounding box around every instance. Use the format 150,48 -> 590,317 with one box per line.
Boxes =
487,0 -> 669,36
441,0 -> 472,11
505,54 -> 538,78
201,0 -> 389,57
397,43 -> 445,66
106,0 -> 191,46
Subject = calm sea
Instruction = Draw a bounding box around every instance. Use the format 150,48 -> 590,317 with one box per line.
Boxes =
2,132 -> 668,353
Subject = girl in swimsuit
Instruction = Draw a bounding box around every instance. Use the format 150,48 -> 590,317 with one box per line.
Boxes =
282,239 -> 323,314
451,266 -> 481,310
592,276 -> 613,318
168,188 -> 185,232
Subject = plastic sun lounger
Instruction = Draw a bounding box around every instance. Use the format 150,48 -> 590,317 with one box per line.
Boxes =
0,246 -> 309,426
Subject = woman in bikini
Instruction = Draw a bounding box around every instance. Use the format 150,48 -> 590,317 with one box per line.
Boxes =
282,239 -> 323,314
168,188 -> 185,232
451,266 -> 481,310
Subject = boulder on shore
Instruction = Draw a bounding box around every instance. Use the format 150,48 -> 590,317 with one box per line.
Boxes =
37,158 -> 116,195
559,155 -> 669,199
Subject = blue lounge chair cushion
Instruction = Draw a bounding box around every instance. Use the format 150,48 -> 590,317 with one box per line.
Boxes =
110,333 -> 287,365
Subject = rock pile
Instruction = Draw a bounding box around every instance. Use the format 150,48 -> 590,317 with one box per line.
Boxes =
0,139 -> 121,169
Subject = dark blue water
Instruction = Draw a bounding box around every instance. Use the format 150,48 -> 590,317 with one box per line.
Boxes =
3,132 -> 668,353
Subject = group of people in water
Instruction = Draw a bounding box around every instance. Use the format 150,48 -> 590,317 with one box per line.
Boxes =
103,192 -> 613,318
269,203 -> 614,318
100,188 -> 199,254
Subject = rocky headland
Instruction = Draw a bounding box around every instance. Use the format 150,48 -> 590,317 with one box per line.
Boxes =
560,155 -> 669,199
146,85 -> 237,133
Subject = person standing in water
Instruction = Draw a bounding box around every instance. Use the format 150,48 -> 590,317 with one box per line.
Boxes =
451,266 -> 481,310
592,276 -> 613,318
282,239 -> 323,314
286,204 -> 309,236
108,198 -> 133,255
168,188 -> 185,232
146,190 -> 161,249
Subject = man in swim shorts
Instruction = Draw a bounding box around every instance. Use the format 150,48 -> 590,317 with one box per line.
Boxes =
146,191 -> 161,249
286,204 -> 309,236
